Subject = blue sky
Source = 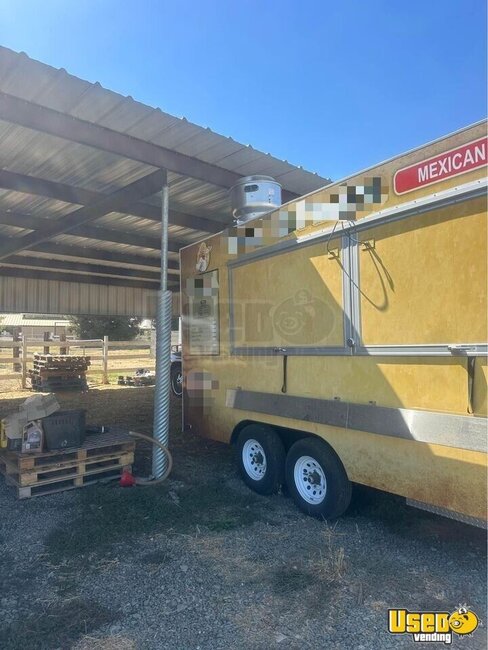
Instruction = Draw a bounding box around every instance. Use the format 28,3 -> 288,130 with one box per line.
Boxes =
1,0 -> 486,180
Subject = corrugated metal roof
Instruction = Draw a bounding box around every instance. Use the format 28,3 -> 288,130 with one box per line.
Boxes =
0,46 -> 331,312
0,313 -> 70,327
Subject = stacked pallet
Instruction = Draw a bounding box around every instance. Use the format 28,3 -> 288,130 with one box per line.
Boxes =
29,354 -> 91,392
0,429 -> 134,498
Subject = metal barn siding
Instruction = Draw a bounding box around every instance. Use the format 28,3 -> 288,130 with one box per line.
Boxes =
0,276 -> 166,317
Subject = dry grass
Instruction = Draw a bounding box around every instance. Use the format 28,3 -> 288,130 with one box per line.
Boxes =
90,346 -> 155,375
316,545 -> 346,581
72,635 -> 137,650
0,385 -> 485,649
191,520 -> 348,596
313,524 -> 347,582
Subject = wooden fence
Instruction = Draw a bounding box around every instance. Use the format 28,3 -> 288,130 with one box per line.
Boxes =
0,337 -> 155,390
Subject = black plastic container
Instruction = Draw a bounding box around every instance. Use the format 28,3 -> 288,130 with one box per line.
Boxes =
42,410 -> 86,450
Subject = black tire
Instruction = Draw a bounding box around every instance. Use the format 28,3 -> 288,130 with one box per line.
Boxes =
236,424 -> 285,495
285,438 -> 351,519
170,363 -> 183,398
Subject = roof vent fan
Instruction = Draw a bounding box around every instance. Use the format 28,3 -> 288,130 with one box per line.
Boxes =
230,175 -> 282,225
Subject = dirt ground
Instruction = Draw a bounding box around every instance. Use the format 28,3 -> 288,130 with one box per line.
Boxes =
0,386 -> 486,650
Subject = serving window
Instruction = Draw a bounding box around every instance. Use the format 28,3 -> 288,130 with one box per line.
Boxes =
358,198 -> 487,345
230,240 -> 345,349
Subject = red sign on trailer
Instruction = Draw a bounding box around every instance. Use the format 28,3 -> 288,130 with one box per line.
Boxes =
393,136 -> 488,195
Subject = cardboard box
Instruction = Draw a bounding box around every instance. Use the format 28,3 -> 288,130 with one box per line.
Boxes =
21,394 -> 60,420
2,412 -> 28,440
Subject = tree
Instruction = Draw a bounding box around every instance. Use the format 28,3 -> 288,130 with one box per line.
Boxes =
70,316 -> 141,341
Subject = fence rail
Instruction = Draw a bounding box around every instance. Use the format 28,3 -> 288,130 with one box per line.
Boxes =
0,336 -> 155,390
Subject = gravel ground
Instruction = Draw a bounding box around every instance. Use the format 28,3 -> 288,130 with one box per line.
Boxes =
0,386 -> 486,650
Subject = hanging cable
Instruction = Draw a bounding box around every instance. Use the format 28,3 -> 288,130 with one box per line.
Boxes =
326,221 -> 340,256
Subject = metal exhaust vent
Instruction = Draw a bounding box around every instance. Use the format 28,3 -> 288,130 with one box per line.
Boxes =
230,175 -> 282,225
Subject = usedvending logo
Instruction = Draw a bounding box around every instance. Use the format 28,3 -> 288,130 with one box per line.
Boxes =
388,605 -> 480,644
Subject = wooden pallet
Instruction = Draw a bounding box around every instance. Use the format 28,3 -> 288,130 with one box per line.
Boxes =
30,377 -> 87,385
30,380 -> 88,392
4,468 -> 128,499
30,369 -> 88,377
32,364 -> 90,372
0,450 -> 134,486
32,355 -> 91,373
34,354 -> 91,362
30,384 -> 87,391
0,430 -> 135,499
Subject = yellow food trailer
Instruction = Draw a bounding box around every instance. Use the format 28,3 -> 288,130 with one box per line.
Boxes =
180,121 -> 487,526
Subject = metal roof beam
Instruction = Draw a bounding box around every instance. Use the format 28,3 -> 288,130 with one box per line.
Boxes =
153,206 -> 224,233
66,225 -> 180,252
4,255 -> 162,281
0,168 -> 99,205
0,92 -> 243,189
28,241 -> 180,273
0,265 -> 179,290
0,169 -> 224,233
0,168 -> 166,259
0,210 -> 185,251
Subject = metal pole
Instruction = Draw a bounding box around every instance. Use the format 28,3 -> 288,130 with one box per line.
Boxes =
102,335 -> 109,384
12,327 -> 21,372
21,334 -> 27,389
59,327 -> 67,355
152,169 -> 172,479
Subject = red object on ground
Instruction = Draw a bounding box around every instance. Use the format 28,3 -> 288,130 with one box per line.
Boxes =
120,469 -> 136,487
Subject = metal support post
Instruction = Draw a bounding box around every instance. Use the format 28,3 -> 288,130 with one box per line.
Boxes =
60,329 -> 67,355
152,169 -> 172,479
102,336 -> 109,384
21,334 -> 27,389
12,327 -> 21,372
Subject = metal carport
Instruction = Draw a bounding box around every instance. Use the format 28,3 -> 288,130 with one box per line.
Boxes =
0,46 -> 330,318
0,46 -> 330,478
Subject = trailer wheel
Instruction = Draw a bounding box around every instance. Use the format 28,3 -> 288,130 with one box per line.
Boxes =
170,363 -> 183,398
236,424 -> 285,495
285,438 -> 351,519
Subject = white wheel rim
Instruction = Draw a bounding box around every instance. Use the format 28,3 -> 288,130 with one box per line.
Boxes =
242,439 -> 267,480
294,455 -> 327,504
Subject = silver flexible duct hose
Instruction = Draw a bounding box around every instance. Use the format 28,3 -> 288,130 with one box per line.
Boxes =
129,430 -> 173,485
152,288 -> 172,479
